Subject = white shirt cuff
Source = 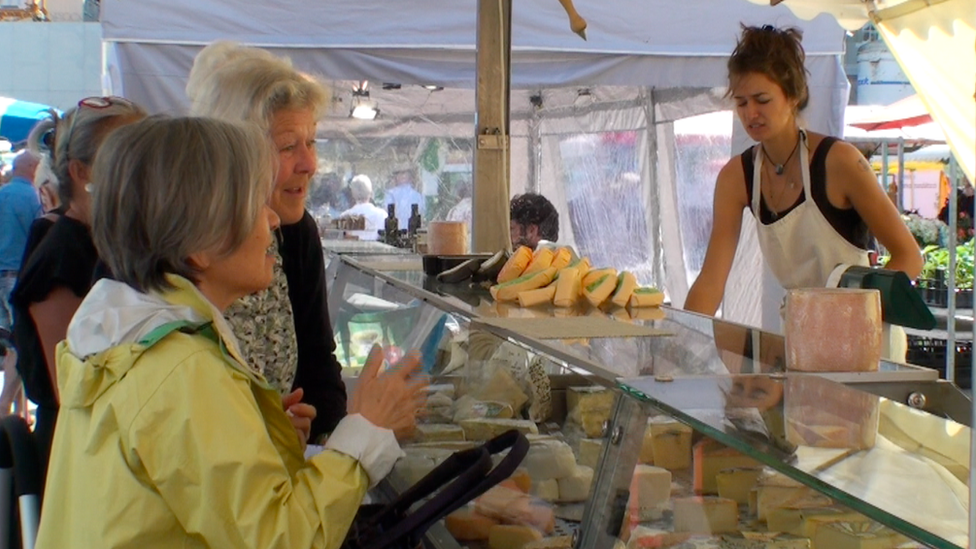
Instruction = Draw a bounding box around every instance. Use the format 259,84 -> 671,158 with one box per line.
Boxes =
325,414 -> 404,488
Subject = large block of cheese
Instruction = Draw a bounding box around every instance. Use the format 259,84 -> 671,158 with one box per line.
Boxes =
567,386 -> 615,438
785,375 -> 879,450
719,532 -> 811,549
524,536 -> 573,549
756,472 -> 832,520
523,439 -> 577,480
557,465 -> 593,502
445,508 -> 498,541
639,422 -> 655,464
627,465 -> 671,518
693,439 -> 760,494
673,496 -> 738,534
784,288 -> 881,372
716,467 -> 763,504
765,506 -> 867,537
812,521 -> 907,549
530,479 -> 559,502
649,419 -> 693,470
459,418 -> 539,441
489,525 -> 543,549
578,437 -> 603,469
415,423 -> 466,443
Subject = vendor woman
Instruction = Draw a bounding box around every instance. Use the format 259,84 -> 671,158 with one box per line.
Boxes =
684,25 -> 922,359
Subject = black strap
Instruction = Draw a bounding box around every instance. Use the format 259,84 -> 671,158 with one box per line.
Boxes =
0,416 -> 43,497
365,430 -> 530,549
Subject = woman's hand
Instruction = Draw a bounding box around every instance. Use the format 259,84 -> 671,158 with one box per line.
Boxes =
349,344 -> 428,442
282,388 -> 316,451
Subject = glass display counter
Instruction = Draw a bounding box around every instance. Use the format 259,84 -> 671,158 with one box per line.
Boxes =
327,255 -> 971,549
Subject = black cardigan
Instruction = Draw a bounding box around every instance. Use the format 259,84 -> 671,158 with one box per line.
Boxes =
279,211 -> 347,438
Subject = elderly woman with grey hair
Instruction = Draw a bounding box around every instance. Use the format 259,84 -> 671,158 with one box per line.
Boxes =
35,116 -> 425,549
188,42 -> 354,443
339,174 -> 388,241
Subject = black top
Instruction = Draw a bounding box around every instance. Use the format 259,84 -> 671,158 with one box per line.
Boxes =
742,136 -> 873,250
19,206 -> 67,267
10,216 -> 98,409
279,211 -> 347,438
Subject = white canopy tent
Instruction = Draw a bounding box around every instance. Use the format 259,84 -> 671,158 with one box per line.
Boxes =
100,0 -> 849,328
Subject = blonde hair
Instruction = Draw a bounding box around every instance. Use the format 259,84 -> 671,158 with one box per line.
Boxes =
27,99 -> 147,207
91,116 -> 274,293
187,42 -> 329,131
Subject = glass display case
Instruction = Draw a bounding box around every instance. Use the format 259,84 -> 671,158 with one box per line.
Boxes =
326,254 -> 971,549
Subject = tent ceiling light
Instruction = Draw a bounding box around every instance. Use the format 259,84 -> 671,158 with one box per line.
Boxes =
422,85 -> 444,91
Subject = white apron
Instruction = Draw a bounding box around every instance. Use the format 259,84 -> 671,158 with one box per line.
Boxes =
752,130 -> 906,361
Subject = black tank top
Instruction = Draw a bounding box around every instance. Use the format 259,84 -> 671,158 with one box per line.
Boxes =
742,136 -> 873,250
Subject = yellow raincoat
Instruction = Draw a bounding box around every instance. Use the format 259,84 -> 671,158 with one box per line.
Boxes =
36,276 -> 380,548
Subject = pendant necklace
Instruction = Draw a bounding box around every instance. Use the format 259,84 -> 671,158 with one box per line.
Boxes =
761,132 -> 801,175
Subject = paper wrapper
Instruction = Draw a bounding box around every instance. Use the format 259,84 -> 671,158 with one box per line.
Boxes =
784,288 -> 881,372
785,375 -> 878,450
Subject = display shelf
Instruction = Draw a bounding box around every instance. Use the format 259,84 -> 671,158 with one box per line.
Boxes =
616,374 -> 970,548
327,256 -> 970,549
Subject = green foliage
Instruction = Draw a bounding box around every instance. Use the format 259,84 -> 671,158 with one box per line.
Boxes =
921,241 -> 975,289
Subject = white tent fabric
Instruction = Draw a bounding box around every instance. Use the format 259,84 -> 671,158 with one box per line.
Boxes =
748,0 -> 975,184
100,0 -> 848,329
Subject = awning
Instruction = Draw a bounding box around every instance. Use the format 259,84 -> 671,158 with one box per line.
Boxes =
748,0 -> 975,183
848,94 -> 933,131
0,97 -> 52,145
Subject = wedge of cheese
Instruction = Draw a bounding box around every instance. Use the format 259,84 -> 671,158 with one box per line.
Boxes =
445,508 -> 499,541
628,287 -> 665,308
459,418 -> 539,441
673,496 -> 738,534
582,267 -> 617,289
648,419 -> 693,470
523,247 -> 556,277
557,465 -> 594,502
553,266 -> 582,308
518,285 -> 556,308
583,273 -> 618,307
491,267 -> 558,301
693,439 -> 760,494
415,424 -> 466,443
567,386 -> 615,438
497,246 -> 533,283
578,438 -> 603,469
489,525 -> 543,549
715,467 -> 762,504
610,271 -> 638,308
524,536 -> 573,549
812,521 -> 906,549
550,247 -> 574,271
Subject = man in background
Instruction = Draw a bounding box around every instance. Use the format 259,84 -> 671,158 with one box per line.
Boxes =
510,193 -> 559,250
384,164 -> 425,230
0,151 -> 41,416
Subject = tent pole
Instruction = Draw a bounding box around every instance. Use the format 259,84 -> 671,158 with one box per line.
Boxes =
881,139 -> 890,206
528,106 -> 542,193
947,156 -> 957,385
473,0 -> 513,252
896,137 -> 905,211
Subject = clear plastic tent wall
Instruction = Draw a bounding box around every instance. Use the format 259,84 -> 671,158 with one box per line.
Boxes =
100,0 -> 849,329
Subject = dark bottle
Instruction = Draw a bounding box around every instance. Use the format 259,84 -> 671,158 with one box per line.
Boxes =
408,203 -> 422,235
384,204 -> 400,244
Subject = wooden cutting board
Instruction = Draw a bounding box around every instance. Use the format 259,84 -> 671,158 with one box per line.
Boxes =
474,316 -> 673,339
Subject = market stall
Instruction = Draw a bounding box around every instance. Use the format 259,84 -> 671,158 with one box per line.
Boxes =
99,0 -> 851,330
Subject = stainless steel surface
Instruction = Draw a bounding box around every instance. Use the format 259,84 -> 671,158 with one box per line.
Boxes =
853,379 -> 972,426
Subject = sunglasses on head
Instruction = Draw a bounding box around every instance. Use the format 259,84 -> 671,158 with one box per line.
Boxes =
61,96 -> 137,161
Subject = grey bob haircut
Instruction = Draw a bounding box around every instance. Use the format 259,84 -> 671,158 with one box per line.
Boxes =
91,116 -> 274,293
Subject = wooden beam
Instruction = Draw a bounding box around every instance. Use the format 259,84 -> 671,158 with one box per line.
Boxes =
472,0 -> 513,253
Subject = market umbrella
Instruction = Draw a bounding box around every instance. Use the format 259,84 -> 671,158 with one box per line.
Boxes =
848,94 -> 934,132
0,96 -> 54,145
